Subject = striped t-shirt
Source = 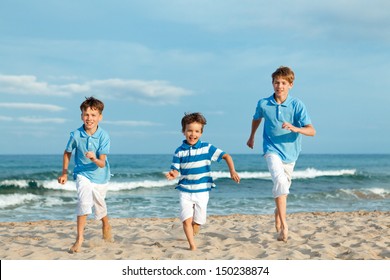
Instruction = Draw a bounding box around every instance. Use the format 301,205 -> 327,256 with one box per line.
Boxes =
170,140 -> 225,193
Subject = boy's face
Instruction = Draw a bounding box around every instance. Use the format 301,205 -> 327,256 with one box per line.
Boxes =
81,107 -> 102,132
273,77 -> 293,99
183,122 -> 203,146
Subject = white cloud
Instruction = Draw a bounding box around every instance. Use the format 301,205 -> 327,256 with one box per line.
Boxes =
87,79 -> 192,104
0,75 -> 80,96
0,102 -> 65,112
0,115 -> 67,124
0,75 -> 192,104
18,117 -> 67,124
103,120 -> 161,126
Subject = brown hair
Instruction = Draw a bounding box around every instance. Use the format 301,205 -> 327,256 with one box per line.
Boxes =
80,96 -> 104,114
181,112 -> 207,132
272,66 -> 295,84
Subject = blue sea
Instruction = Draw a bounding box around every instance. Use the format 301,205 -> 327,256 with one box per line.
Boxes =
0,154 -> 389,222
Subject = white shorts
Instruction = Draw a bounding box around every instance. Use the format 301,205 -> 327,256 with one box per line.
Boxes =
179,191 -> 209,225
264,153 -> 295,198
76,175 -> 108,220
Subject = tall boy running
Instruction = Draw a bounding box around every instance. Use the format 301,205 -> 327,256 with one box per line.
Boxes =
247,66 -> 316,242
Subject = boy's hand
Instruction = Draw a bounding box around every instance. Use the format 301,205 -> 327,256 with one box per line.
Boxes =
166,170 -> 179,180
282,122 -> 298,133
230,171 -> 240,184
246,138 -> 255,149
58,174 -> 68,185
85,151 -> 97,161
283,122 -> 316,136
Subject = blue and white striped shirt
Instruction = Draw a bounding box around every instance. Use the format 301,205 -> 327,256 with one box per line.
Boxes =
170,140 -> 225,193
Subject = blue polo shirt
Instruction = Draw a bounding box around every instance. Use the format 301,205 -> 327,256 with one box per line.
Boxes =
170,140 -> 225,193
253,94 -> 312,163
65,125 -> 111,184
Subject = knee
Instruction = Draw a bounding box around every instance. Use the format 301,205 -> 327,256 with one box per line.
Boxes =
183,218 -> 193,226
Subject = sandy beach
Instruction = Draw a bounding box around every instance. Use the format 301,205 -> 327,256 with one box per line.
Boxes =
0,211 -> 389,260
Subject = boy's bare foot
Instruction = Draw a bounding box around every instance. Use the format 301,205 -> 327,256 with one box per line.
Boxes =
277,227 -> 288,243
193,224 -> 200,236
189,244 -> 197,251
68,239 -> 83,253
103,225 -> 112,242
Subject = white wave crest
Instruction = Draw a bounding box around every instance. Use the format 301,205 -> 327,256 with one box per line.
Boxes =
340,188 -> 390,199
211,168 -> 356,180
211,171 -> 270,180
40,179 -> 175,192
0,193 -> 39,208
0,168 -> 357,193
109,179 -> 176,191
292,168 -> 356,179
0,179 -> 32,188
43,180 -> 76,191
0,179 -> 76,191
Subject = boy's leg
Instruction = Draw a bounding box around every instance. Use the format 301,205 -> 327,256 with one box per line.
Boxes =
92,182 -> 111,241
191,204 -> 201,236
70,175 -> 93,253
101,215 -> 112,241
76,175 -> 94,217
274,208 -> 281,233
275,195 -> 288,242
193,223 -> 201,236
183,217 -> 197,250
69,214 -> 87,253
265,153 -> 294,242
192,192 -> 209,236
180,192 -> 198,250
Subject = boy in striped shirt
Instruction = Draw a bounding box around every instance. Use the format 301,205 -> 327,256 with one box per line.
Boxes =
166,112 -> 240,250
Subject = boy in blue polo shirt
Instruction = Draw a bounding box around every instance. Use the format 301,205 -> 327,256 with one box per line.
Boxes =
58,96 -> 112,253
247,66 -> 316,242
166,112 -> 240,250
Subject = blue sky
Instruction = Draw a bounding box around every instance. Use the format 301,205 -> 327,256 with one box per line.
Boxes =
0,0 -> 389,155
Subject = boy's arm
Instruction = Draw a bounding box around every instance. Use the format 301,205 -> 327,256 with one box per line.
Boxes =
222,154 -> 240,183
247,119 -> 262,149
282,123 -> 316,136
166,169 -> 179,180
58,151 -> 72,184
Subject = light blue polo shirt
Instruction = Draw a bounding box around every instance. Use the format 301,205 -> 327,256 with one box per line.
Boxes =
253,94 -> 312,163
65,125 -> 111,184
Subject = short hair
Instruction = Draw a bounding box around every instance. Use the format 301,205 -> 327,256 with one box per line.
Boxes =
181,112 -> 207,132
80,96 -> 104,114
272,66 -> 295,84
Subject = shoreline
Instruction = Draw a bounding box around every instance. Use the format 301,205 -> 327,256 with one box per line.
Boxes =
1,210 -> 389,260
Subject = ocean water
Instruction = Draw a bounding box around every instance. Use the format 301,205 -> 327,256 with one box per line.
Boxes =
0,154 -> 389,222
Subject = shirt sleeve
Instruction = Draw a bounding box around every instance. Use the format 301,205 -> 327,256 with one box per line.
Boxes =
253,100 -> 263,120
97,132 -> 110,155
295,101 -> 312,127
170,151 -> 181,171
65,132 -> 76,153
209,144 -> 225,162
